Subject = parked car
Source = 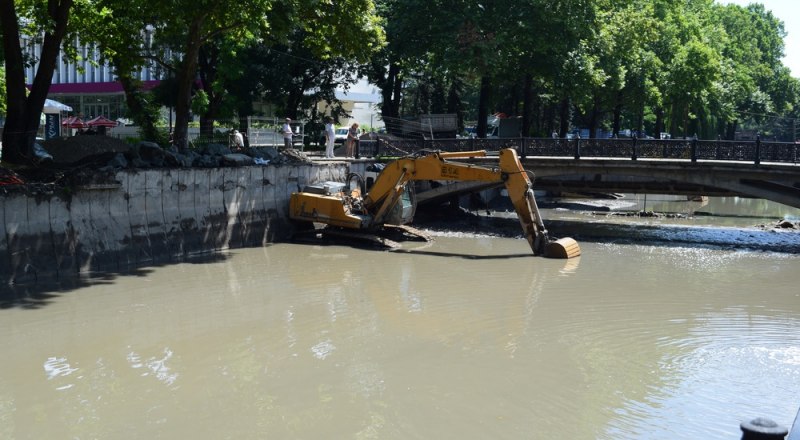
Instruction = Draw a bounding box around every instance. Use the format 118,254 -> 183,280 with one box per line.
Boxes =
334,128 -> 349,143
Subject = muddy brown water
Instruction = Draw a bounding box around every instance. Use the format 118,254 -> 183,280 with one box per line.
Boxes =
1,197 -> 799,439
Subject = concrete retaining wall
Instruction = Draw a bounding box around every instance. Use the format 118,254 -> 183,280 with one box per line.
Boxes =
1,162 -> 354,285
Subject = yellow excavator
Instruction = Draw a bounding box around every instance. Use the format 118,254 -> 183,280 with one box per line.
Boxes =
289,148 -> 580,258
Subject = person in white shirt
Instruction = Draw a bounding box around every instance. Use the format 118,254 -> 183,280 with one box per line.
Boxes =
282,118 -> 293,149
232,129 -> 244,151
324,117 -> 335,158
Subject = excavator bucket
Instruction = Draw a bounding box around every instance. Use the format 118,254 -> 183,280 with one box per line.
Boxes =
544,237 -> 581,259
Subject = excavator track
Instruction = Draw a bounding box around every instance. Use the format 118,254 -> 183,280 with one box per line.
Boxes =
382,224 -> 434,243
293,227 -> 403,249
292,224 -> 434,250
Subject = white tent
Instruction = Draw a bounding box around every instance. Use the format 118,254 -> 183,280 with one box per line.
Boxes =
43,98 -> 72,113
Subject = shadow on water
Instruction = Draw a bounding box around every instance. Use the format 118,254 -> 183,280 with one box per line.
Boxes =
0,252 -> 232,310
389,249 -> 534,260
4,205 -> 798,310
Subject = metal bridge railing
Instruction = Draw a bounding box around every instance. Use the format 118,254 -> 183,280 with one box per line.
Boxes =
359,137 -> 799,165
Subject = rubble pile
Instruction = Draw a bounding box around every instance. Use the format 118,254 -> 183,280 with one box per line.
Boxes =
2,136 -> 314,188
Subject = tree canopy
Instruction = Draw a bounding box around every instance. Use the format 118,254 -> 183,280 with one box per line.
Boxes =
1,0 -> 799,165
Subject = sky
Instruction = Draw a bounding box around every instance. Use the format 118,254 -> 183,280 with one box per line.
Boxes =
717,0 -> 800,76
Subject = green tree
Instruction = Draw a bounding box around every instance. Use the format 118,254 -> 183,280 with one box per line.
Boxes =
228,32 -> 361,122
712,2 -> 797,139
0,0 -> 86,164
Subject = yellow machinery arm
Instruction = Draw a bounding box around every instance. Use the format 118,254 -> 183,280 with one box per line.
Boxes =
289,148 -> 580,258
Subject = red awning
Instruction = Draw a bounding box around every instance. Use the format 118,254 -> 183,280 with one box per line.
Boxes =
61,116 -> 87,129
86,115 -> 118,128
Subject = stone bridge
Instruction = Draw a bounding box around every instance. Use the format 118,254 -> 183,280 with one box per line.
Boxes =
355,137 -> 800,209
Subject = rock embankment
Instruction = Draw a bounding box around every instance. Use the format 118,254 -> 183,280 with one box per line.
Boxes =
3,136 -> 313,188
41,136 -> 311,169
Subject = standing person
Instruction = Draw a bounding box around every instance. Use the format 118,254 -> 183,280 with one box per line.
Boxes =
346,122 -> 359,158
324,117 -> 336,158
232,129 -> 245,151
282,118 -> 293,149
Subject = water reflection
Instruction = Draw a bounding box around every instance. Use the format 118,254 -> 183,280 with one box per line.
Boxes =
127,347 -> 179,387
0,238 -> 797,439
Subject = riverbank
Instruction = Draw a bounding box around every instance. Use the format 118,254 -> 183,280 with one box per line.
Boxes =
0,158 -> 359,285
414,202 -> 800,255
3,138 -> 798,286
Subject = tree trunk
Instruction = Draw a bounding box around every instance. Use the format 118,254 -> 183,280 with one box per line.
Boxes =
558,97 -> 570,137
0,0 -> 73,164
446,77 -> 464,131
655,107 -> 664,137
476,76 -> 491,138
198,45 -> 221,137
588,93 -> 600,139
726,120 -> 737,140
380,61 -> 402,120
173,17 -> 204,152
521,74 -> 532,137
390,65 -> 402,117
199,116 -> 214,136
612,90 -> 623,137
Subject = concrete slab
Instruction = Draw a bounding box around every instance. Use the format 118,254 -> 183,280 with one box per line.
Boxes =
68,190 -> 92,273
144,170 -> 169,263
109,173 -> 136,269
191,169 -> 218,253
48,194 -> 77,278
86,188 -> 120,273
160,170 -> 185,260
126,171 -> 153,265
3,193 -> 34,283
240,167 -> 269,247
206,168 -> 227,250
222,167 -> 249,249
177,169 -> 205,257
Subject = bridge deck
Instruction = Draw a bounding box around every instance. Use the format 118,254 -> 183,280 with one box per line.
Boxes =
345,138 -> 800,209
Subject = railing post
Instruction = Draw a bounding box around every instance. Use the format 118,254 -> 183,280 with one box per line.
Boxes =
691,137 -> 697,162
520,137 -> 526,159
355,139 -> 361,159
716,135 -> 721,160
574,138 -> 581,160
631,135 -> 637,161
754,135 -> 761,165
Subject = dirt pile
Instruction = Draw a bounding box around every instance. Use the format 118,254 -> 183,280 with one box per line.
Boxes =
41,135 -> 132,164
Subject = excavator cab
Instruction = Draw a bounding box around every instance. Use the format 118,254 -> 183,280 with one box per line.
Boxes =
384,183 -> 416,226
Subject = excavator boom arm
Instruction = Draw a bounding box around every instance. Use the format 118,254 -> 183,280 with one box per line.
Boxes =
364,149 -> 551,255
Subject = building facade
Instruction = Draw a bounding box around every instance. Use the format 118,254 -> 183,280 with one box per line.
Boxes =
24,37 -> 159,122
